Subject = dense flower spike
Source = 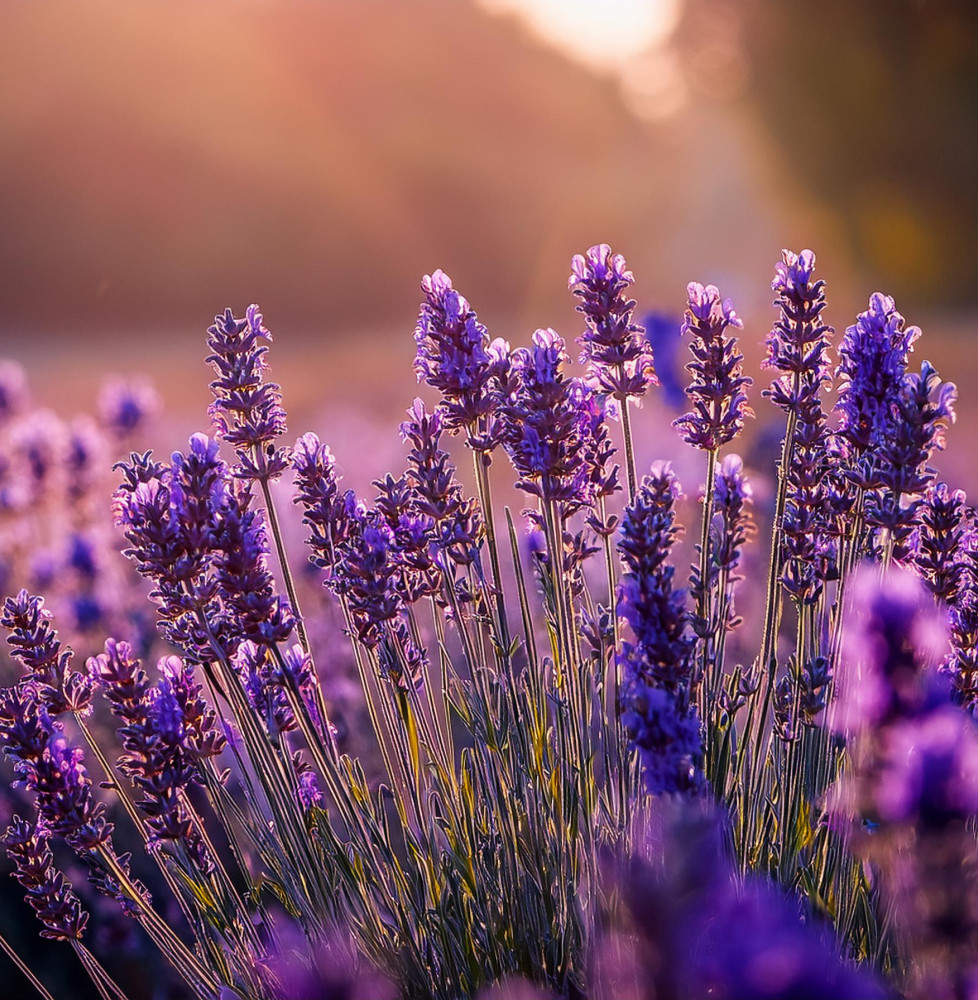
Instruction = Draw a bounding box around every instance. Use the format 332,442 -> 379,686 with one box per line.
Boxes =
913,482 -> 970,606
413,269 -> 509,448
865,361 -> 956,557
836,292 -> 919,476
212,482 -> 295,646
780,378 -> 835,603
764,249 -> 832,404
206,304 -> 289,480
400,399 -> 482,566
762,249 -> 836,602
500,328 -> 610,512
91,639 -> 215,867
97,376 -> 161,441
333,508 -> 403,649
673,282 -> 752,450
291,432 -> 357,576
569,243 -> 656,400
617,464 -> 704,794
1,589 -> 92,715
4,817 -> 88,941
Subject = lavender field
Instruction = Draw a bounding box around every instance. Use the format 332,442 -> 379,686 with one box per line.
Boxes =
0,241 -> 976,998
3,3 -> 978,999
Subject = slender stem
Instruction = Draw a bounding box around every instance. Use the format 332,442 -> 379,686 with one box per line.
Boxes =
470,445 -> 512,666
0,929 -> 58,1000
617,392 -> 639,500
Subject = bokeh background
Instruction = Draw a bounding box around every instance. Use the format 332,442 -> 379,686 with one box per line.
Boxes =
1,0 -> 976,478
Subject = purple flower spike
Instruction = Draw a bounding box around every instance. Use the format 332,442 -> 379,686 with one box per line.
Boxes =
5,817 -> 88,941
914,482 -> 970,606
206,304 -> 289,481
692,455 -> 755,629
400,399 -> 482,566
1,590 -> 92,716
569,243 -> 656,400
764,248 -> 832,410
213,484 -> 295,647
836,291 -> 920,468
674,281 -> 752,451
865,361 -> 957,558
616,464 -> 704,795
500,329 -> 609,512
413,269 -> 508,448
292,432 -> 357,578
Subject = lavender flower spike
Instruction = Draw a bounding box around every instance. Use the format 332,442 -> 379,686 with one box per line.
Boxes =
673,282 -> 752,451
206,304 -> 289,480
500,328 -> 605,512
413,269 -> 508,447
5,817 -> 88,941
836,291 -> 920,468
569,243 -> 656,401
617,463 -> 704,794
763,248 -> 832,410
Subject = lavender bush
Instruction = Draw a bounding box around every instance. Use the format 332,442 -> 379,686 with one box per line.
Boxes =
0,244 -> 973,999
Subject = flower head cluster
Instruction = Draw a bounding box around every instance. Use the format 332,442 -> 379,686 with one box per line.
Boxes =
0,682 -> 113,853
764,249 -> 832,402
836,292 -> 920,471
206,304 -> 289,480
763,250 -> 837,603
500,328 -> 617,513
413,270 -> 509,448
673,282 -> 752,451
4,817 -> 88,941
90,639 -> 222,869
864,360 -> 956,557
291,432 -> 358,578
212,482 -> 295,647
617,464 -> 703,794
97,376 -> 161,442
569,243 -> 656,400
912,485 -> 978,710
400,399 -> 483,568
2,589 -> 93,715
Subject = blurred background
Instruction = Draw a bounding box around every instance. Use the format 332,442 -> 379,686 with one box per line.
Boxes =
1,0 -> 977,484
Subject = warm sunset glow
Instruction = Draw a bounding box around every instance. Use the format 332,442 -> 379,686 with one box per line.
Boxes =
478,0 -> 682,73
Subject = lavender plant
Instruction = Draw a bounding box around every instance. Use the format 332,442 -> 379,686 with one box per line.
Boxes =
0,244 -> 970,1000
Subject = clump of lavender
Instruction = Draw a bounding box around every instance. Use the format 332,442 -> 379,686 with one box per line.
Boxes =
617,464 -> 703,795
4,245 -> 977,1000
